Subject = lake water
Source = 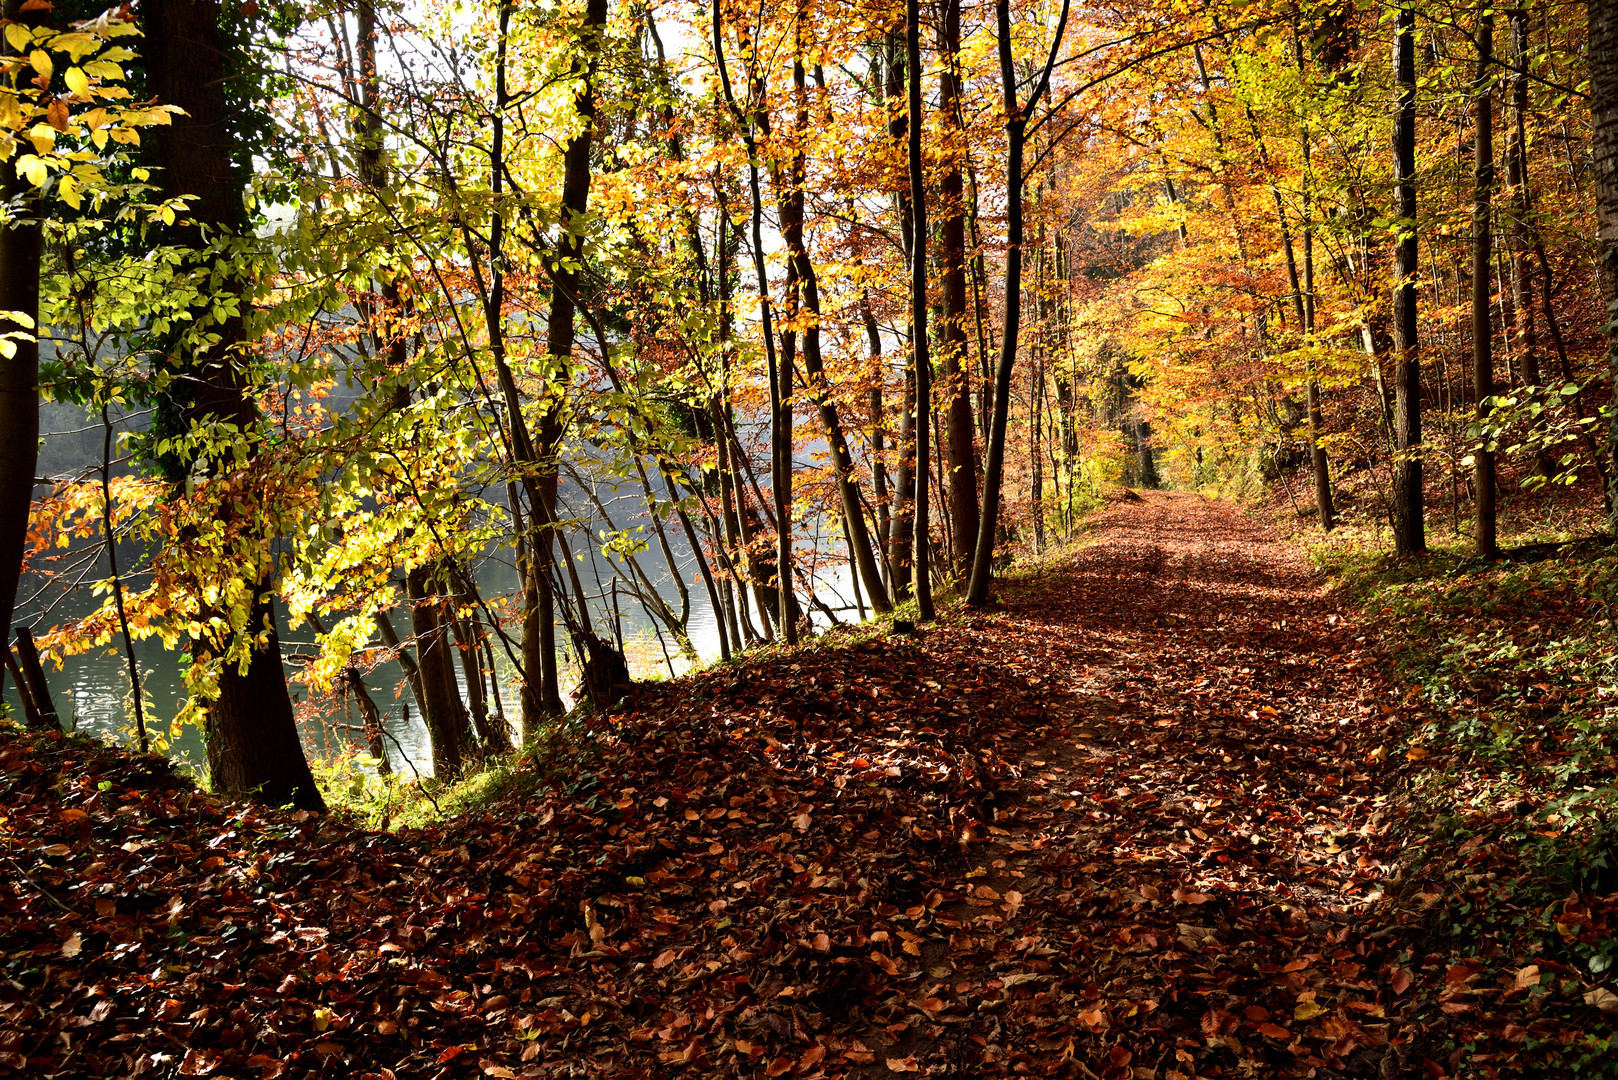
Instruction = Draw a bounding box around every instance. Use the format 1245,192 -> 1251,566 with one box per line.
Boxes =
5,401 -> 866,778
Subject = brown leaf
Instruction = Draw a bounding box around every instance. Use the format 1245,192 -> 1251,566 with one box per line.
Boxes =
885,1056 -> 919,1073
178,1049 -> 221,1076
1584,987 -> 1618,1014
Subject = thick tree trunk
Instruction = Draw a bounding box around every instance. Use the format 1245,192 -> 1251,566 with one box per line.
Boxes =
1591,0 -> 1618,523
1391,5 -> 1426,556
146,0 -> 323,810
937,0 -> 979,581
0,0 -> 44,702
205,602 -> 322,809
0,194 -> 40,676
1473,10 -> 1499,559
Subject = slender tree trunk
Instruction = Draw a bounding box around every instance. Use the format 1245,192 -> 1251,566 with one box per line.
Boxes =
906,0 -> 935,621
146,0 -> 323,810
1296,53 -> 1335,531
536,0 -> 608,686
860,296 -> 893,584
1473,9 -> 1499,559
970,0 -> 1070,606
713,3 -> 797,640
884,31 -> 916,600
937,0 -> 978,581
772,40 -> 889,614
967,3 -> 1032,607
1508,8 -> 1552,478
374,609 -> 431,732
1030,361 -> 1045,554
1391,5 -> 1426,556
1590,0 -> 1618,523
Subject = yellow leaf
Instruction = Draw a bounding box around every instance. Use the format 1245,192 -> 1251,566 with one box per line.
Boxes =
18,154 -> 48,188
64,67 -> 89,96
3,24 -> 31,53
1294,1001 -> 1326,1021
29,49 -> 53,82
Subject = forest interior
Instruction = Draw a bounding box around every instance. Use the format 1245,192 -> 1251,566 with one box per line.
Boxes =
6,0 -> 1618,1076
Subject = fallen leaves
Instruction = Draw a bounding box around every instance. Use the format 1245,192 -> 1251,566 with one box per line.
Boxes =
4,494 -> 1615,1079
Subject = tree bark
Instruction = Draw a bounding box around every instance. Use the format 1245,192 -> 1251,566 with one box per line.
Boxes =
937,0 -> 979,580
1473,9 -> 1499,560
884,30 -> 915,600
146,0 -> 323,810
0,0 -> 45,698
968,0 -> 1070,607
1591,0 -> 1618,523
769,33 -> 889,615
406,567 -> 474,779
1391,5 -> 1426,556
906,0 -> 935,621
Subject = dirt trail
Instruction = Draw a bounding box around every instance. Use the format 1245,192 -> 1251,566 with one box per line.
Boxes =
863,491 -> 1414,1077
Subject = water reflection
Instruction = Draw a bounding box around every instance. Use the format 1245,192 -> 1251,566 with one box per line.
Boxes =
8,400 -> 866,780
6,533 -> 861,780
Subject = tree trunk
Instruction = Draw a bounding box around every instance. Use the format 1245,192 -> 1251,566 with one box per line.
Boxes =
1473,9 -> 1499,560
969,0 -> 1067,607
906,0 -> 935,621
1297,59 -> 1335,531
884,31 -> 915,600
1591,0 -> 1618,523
937,0 -> 979,581
772,40 -> 889,614
12,628 -> 58,731
406,567 -> 474,779
0,0 -> 45,703
146,0 -> 323,810
1391,5 -> 1426,556
1507,8 -> 1552,478
860,296 -> 893,585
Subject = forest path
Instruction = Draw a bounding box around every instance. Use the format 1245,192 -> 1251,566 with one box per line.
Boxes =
863,490 -> 1414,1077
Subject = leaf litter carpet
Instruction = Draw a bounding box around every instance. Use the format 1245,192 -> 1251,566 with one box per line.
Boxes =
0,493 -> 1586,1078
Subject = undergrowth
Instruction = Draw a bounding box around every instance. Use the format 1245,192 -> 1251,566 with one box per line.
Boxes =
1310,520 -> 1618,984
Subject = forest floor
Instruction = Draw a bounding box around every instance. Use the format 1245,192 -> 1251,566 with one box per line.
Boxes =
4,492 -> 1616,1080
